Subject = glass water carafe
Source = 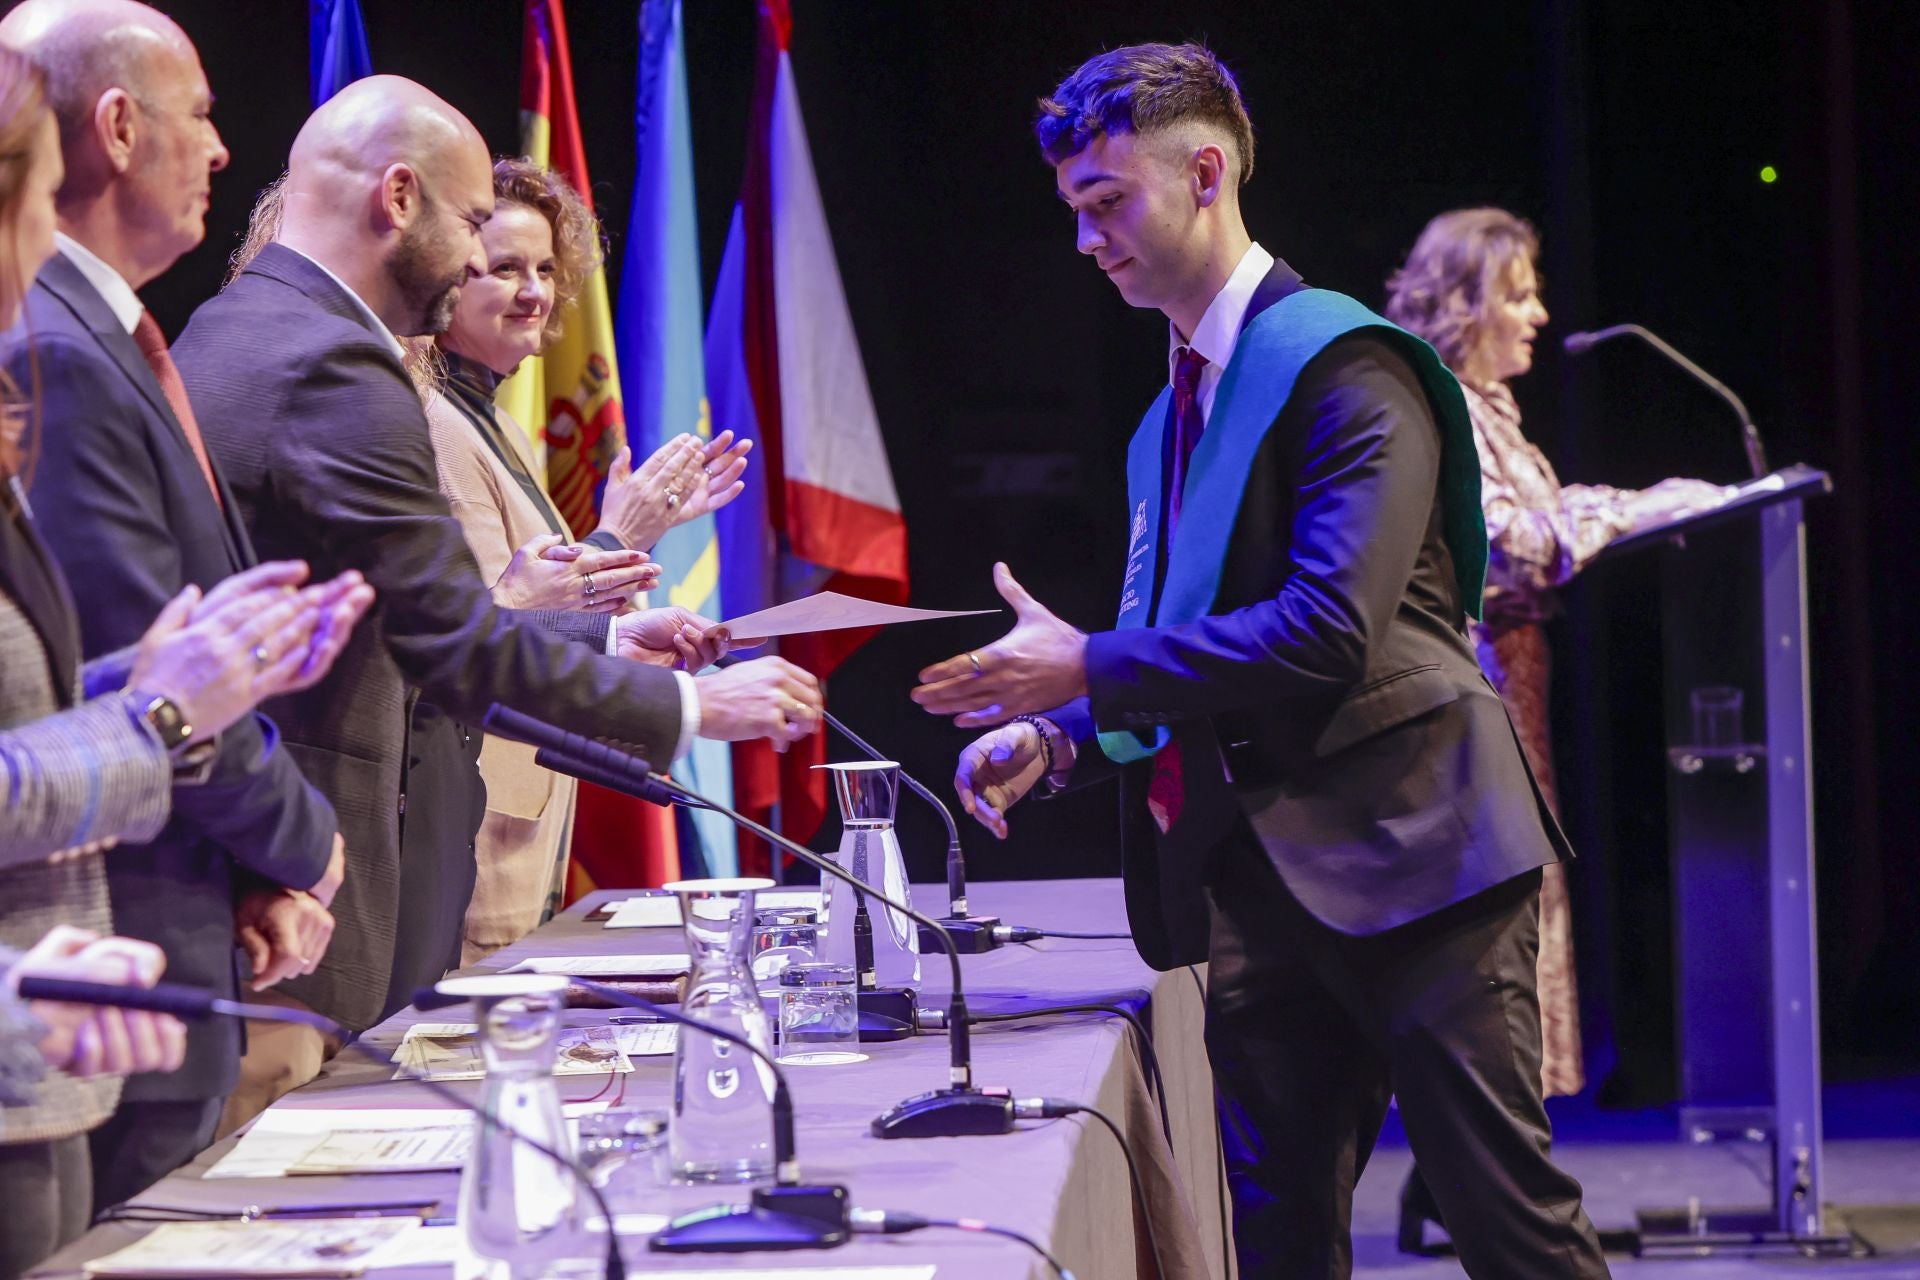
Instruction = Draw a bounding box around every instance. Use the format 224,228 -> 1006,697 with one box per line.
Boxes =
443,974 -> 594,1280
666,877 -> 778,1183
815,760 -> 920,987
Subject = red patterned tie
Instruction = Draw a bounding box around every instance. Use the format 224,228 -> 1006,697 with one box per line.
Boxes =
1146,346 -> 1209,835
132,310 -> 221,509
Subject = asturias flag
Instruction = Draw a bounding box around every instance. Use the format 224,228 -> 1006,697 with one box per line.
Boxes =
503,0 -> 681,892
617,0 -> 737,876
705,0 -> 909,866
309,0 -> 371,108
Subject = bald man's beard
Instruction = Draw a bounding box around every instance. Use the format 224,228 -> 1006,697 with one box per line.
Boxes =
390,220 -> 466,336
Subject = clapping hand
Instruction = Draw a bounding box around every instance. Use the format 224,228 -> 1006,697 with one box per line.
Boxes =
912,562 -> 1086,728
494,532 -> 661,613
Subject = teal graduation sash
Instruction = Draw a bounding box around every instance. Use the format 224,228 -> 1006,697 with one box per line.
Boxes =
1098,288 -> 1486,765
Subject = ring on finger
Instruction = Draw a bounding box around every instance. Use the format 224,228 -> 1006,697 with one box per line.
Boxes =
583,570 -> 598,596
965,650 -> 983,676
251,644 -> 271,667
665,491 -> 681,510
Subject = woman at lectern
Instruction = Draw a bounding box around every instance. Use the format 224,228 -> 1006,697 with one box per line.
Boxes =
1384,206 -> 1731,1251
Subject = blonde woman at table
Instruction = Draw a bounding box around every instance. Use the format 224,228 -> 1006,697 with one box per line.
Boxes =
420,159 -> 749,964
1385,206 -> 1730,1250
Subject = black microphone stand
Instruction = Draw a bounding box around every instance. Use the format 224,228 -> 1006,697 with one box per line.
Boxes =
1562,322 -> 1770,478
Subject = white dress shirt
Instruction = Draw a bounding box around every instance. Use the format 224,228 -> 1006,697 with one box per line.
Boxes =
55,232 -> 143,334
1167,241 -> 1276,425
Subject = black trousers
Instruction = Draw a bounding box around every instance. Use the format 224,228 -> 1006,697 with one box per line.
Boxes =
383,701 -> 486,1022
1204,837 -> 1609,1279
86,1096 -> 223,1215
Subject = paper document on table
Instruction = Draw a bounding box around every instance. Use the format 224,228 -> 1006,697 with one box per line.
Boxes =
209,1104 -> 604,1180
722,591 -> 995,639
286,1123 -> 471,1176
614,1022 -> 678,1057
504,953 -> 691,977
82,1218 -> 420,1277
757,889 -> 821,911
602,897 -> 684,929
391,1023 -> 631,1082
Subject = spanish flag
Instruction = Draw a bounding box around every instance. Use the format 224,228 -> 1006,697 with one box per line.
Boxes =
501,0 -> 680,894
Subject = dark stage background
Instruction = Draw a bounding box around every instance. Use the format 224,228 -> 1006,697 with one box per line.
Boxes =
129,0 -> 1916,1091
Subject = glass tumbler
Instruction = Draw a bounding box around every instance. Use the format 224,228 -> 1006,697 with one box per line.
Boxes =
776,961 -> 861,1066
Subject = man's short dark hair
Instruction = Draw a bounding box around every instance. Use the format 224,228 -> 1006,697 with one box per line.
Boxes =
1036,42 -> 1255,186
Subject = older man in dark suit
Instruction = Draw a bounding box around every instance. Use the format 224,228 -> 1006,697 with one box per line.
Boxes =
916,45 -> 1610,1280
0,0 -> 364,1209
172,74 -> 823,1116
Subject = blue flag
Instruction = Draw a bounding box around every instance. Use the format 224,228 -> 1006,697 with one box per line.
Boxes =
618,0 -> 738,875
310,0 -> 371,108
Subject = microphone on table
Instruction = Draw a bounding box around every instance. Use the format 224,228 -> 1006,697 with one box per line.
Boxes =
19,976 -> 629,1280
483,704 -> 1020,1140
412,979 -> 844,1253
1562,323 -> 1770,478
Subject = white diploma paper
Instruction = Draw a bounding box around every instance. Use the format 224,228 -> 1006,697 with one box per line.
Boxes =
286,1124 -> 471,1176
503,952 -> 691,976
613,1022 -> 678,1057
83,1218 -> 420,1277
722,591 -> 995,639
601,898 -> 684,929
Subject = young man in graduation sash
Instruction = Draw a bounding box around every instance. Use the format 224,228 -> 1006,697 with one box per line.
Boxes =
913,43 -> 1611,1279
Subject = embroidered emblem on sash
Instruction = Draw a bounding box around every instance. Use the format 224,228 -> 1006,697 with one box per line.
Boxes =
1119,500 -> 1150,618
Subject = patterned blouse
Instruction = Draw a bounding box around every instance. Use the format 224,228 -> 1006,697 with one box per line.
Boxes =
1463,379 -> 1636,632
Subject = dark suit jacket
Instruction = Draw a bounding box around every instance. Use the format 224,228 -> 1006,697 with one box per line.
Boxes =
1,253 -> 338,1102
1054,260 -> 1568,969
173,243 -> 684,1030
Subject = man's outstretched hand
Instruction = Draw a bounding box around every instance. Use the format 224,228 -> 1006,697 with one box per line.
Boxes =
912,562 -> 1087,727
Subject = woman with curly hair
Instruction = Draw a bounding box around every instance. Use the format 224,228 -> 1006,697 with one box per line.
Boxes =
425,158 -> 749,963
1384,206 -> 1729,1250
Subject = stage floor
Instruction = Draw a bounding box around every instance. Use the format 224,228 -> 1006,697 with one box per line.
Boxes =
1352,1076 -> 1920,1277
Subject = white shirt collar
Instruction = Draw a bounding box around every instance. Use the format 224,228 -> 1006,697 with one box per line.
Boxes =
55,232 -> 143,335
1167,241 -> 1276,385
279,245 -> 407,360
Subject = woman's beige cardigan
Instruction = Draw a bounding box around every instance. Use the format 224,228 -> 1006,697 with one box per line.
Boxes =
423,391 -> 577,965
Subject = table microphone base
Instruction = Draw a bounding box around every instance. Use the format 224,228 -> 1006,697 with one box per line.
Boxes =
649,1186 -> 849,1253
871,1087 -> 1016,1139
920,916 -> 1002,955
856,987 -> 915,1042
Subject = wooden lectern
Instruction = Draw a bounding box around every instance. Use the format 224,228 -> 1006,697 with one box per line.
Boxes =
1595,463 -> 1845,1255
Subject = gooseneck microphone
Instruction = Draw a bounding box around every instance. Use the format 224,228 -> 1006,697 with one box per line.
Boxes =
482,705 -> 1016,1140
19,976 -> 628,1280
1561,323 -> 1769,478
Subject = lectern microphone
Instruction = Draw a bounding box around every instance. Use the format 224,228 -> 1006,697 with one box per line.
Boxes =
1562,322 -> 1769,478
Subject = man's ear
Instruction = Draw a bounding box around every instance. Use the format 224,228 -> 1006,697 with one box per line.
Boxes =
378,162 -> 421,232
93,89 -> 139,175
1192,142 -> 1230,209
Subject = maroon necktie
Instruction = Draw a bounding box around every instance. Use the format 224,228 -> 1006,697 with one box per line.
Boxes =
1146,346 -> 1209,835
132,309 -> 221,509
